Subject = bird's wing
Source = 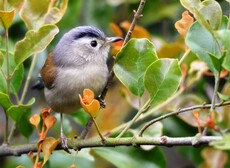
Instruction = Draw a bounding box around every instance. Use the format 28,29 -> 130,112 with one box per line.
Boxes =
40,53 -> 57,89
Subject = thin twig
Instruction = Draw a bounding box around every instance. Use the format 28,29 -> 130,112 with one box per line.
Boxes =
100,0 -> 146,100
138,101 -> 230,137
0,136 -> 222,157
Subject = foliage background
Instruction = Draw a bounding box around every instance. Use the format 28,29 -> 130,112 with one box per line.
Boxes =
0,0 -> 230,167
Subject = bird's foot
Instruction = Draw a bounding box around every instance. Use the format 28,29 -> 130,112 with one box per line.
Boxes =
97,97 -> 106,108
60,133 -> 71,154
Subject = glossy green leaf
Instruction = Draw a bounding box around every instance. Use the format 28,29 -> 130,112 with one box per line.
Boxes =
210,134 -> 230,150
144,58 -> 181,106
7,98 -> 35,121
186,21 -> 222,73
180,0 -> 222,31
0,92 -> 13,111
0,50 -> 24,93
20,0 -> 68,30
14,24 -> 59,67
0,51 -> 3,67
0,10 -> 14,29
94,147 -> 166,168
217,30 -> 230,71
114,38 -> 158,97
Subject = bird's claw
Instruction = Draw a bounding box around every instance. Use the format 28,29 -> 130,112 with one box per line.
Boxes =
61,134 -> 71,154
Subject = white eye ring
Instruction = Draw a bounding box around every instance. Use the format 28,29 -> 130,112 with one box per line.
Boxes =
90,40 -> 97,47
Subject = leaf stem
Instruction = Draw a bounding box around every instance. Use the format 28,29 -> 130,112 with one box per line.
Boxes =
179,49 -> 191,65
3,27 -> 10,144
20,53 -> 38,103
5,29 -> 10,94
92,118 -> 105,141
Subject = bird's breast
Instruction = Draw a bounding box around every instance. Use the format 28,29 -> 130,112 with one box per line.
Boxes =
44,64 -> 108,114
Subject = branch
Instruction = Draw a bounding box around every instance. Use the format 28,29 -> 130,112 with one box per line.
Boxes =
138,101 -> 230,136
0,136 -> 222,157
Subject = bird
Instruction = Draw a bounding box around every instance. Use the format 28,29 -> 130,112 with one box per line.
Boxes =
40,26 -> 123,151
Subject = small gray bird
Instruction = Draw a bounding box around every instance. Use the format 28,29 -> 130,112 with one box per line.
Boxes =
40,26 -> 122,150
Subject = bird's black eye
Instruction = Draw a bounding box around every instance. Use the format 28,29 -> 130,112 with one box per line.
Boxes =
90,40 -> 97,47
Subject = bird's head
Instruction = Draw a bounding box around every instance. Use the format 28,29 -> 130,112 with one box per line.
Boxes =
53,26 -> 123,67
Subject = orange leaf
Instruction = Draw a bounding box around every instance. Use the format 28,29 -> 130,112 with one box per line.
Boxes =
192,110 -> 202,134
0,10 -> 15,29
175,11 -> 194,38
44,115 -> 57,129
120,21 -> 151,39
41,108 -> 51,120
41,137 -> 60,166
110,22 -> 123,37
79,89 -> 101,118
205,114 -> 215,129
29,114 -> 41,127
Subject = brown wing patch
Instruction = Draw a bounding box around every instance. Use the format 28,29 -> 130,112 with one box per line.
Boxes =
41,53 -> 57,89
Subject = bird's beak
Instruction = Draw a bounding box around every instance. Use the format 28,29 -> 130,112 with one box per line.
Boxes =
105,37 -> 123,44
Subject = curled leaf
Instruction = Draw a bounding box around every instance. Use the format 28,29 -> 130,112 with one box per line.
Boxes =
41,137 -> 60,166
79,89 -> 100,118
175,11 -> 194,38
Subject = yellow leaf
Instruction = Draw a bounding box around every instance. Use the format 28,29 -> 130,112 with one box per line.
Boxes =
29,114 -> 41,127
41,137 -> 60,166
0,10 -> 15,29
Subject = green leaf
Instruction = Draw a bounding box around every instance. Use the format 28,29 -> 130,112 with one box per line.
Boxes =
93,147 -> 166,168
0,92 -> 13,111
186,21 -> 222,73
20,0 -> 68,30
17,107 -> 33,138
198,0 -> 222,30
180,0 -> 222,31
210,134 -> 230,150
144,58 -> 182,106
14,24 -> 59,67
114,38 -> 158,97
71,109 -> 90,127
217,29 -> 230,71
0,10 -> 14,29
0,50 -> 24,93
7,98 -> 35,121
0,51 -> 3,67
217,92 -> 230,101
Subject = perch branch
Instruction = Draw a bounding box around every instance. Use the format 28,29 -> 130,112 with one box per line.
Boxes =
0,136 -> 222,157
